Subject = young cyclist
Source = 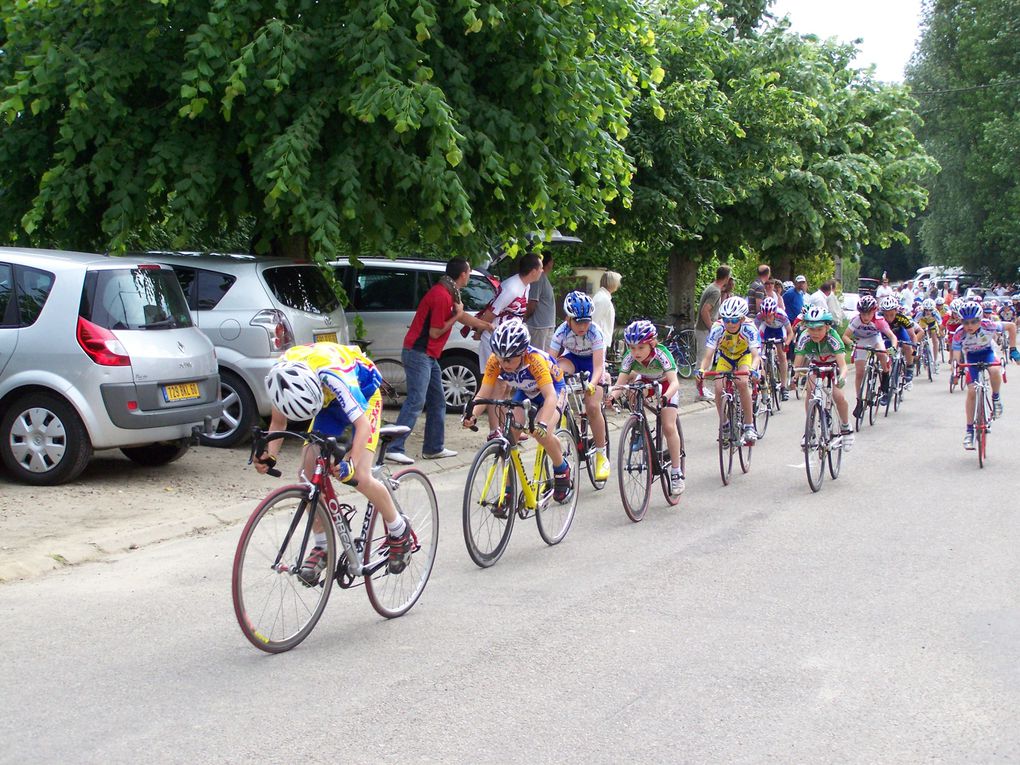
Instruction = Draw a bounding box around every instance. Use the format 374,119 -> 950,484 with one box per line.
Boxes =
754,296 -> 795,400
549,291 -> 610,482
950,301 -> 1020,450
463,319 -> 574,502
256,342 -> 413,582
608,319 -> 685,495
843,295 -> 899,413
916,298 -> 944,364
698,296 -> 761,445
935,296 -> 948,319
793,306 -> 854,450
879,295 -> 919,390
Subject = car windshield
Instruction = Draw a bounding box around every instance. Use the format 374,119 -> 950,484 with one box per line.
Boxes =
263,266 -> 339,314
80,268 -> 193,330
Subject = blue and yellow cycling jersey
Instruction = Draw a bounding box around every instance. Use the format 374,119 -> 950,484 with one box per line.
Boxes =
705,320 -> 760,359
550,321 -> 605,357
283,342 -> 382,422
482,346 -> 566,398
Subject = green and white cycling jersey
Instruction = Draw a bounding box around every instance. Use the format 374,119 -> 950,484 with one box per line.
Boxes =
620,345 -> 677,380
793,327 -> 846,362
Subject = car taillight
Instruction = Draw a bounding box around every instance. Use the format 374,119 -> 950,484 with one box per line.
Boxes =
76,317 -> 131,366
251,309 -> 295,352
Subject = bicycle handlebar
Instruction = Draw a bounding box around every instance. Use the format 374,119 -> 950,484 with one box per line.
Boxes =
462,398 -> 532,432
249,428 -> 353,482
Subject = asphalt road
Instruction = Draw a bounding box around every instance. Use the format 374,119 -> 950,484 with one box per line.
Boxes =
2,375 -> 1018,763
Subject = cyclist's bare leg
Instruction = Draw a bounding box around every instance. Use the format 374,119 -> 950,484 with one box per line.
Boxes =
351,446 -> 398,525
965,383 -> 977,426
714,378 -> 725,419
854,358 -> 866,398
777,351 -> 789,388
880,349 -> 891,373
832,387 -> 850,423
299,444 -> 328,535
735,376 -> 753,426
660,405 -> 681,467
989,366 -> 1003,395
585,387 -> 607,448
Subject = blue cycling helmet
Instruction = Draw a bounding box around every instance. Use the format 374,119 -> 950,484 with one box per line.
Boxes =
624,319 -> 657,345
959,302 -> 982,321
563,291 -> 594,320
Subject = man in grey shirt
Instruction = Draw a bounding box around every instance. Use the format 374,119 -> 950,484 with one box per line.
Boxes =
695,264 -> 731,400
746,263 -> 771,315
525,252 -> 555,351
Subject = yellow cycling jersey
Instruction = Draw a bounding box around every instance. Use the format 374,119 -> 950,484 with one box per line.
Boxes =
917,313 -> 941,331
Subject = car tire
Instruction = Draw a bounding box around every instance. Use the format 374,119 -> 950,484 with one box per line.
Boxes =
120,439 -> 190,466
200,370 -> 257,448
440,353 -> 480,414
0,392 -> 93,486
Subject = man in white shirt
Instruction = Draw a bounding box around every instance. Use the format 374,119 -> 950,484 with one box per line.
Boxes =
898,281 -> 915,306
475,253 -> 543,366
876,275 -> 895,299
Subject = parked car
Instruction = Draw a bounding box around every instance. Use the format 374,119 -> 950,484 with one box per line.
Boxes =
331,257 -> 498,412
135,252 -> 350,447
0,248 -> 221,485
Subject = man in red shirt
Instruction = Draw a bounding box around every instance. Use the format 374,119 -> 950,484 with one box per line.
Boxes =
385,259 -> 492,464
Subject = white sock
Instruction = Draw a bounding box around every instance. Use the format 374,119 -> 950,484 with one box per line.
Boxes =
387,515 -> 406,538
314,532 -> 327,549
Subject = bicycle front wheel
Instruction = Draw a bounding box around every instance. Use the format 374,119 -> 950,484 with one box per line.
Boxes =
365,468 -> 439,618
618,415 -> 652,522
462,441 -> 517,567
718,406 -> 735,486
804,403 -> 826,492
867,368 -> 879,426
976,396 -> 988,469
232,486 -> 335,653
536,428 -> 579,545
753,383 -> 770,439
827,408 -> 843,479
676,330 -> 697,378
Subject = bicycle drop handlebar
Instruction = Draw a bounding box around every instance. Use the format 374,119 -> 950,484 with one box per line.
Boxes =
461,398 -> 532,433
248,427 -> 355,483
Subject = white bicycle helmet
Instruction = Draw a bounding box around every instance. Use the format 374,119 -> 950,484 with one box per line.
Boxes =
490,318 -> 531,358
266,361 -> 324,421
921,298 -> 937,312
935,296 -> 945,306
719,296 -> 749,320
950,298 -> 965,315
760,296 -> 778,313
879,296 -> 900,313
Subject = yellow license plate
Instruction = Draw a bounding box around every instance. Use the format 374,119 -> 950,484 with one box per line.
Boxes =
163,382 -> 201,402
315,332 -> 338,344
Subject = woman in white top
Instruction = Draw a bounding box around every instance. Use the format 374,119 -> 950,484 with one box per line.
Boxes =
591,270 -> 621,344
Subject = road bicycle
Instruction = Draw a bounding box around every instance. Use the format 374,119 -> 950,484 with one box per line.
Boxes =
852,346 -> 884,431
232,426 -> 439,653
561,372 -> 611,490
959,361 -> 1001,468
884,341 -> 913,416
613,381 -> 686,522
949,358 -> 965,393
703,370 -> 753,486
797,364 -> 845,492
663,325 -> 698,379
750,366 -> 772,439
914,332 -> 937,381
761,338 -> 785,413
461,398 -> 579,567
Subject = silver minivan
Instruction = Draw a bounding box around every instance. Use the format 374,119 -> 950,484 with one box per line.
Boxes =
0,248 -> 221,485
138,252 -> 350,447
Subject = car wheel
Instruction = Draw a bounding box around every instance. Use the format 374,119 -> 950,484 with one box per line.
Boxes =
200,370 -> 257,448
0,393 -> 93,485
120,439 -> 190,466
440,354 -> 479,413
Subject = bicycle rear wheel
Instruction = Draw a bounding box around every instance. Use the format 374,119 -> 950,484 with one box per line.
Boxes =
232,486 -> 335,653
770,357 -> 782,413
365,468 -> 439,618
675,330 -> 697,378
884,360 -> 897,417
462,441 -> 517,567
536,428 -> 579,545
618,415 -> 652,522
374,358 -> 406,407
659,412 -> 684,506
804,402 -> 825,492
583,409 -> 611,491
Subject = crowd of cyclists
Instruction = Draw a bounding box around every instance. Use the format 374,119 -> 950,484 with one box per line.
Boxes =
250,280 -> 1020,578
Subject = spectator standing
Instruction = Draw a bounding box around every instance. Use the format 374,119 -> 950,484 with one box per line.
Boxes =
824,280 -> 845,324
591,270 -> 622,346
876,274 -> 895,299
475,253 -> 543,367
525,253 -> 556,351
783,275 -> 808,319
746,264 -> 771,315
385,259 -> 493,464
696,265 -> 731,354
764,278 -> 786,313
898,281 -> 915,306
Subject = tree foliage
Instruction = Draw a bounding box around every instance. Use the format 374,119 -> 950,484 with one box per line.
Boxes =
907,0 -> 1020,279
0,0 -> 661,260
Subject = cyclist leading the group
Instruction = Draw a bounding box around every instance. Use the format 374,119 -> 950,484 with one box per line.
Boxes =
256,342 -> 413,582
608,319 -> 686,495
549,291 -> 611,483
698,296 -> 761,445
794,306 -> 854,450
463,319 -> 575,502
950,302 -> 1020,450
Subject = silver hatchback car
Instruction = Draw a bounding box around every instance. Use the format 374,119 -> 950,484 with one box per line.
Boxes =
0,248 -> 221,485
137,252 -> 350,447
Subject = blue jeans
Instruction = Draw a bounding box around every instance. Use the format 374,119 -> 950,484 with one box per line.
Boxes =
387,348 -> 446,455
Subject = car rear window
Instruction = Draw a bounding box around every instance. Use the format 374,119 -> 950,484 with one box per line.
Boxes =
80,267 -> 193,330
263,266 -> 339,314
0,263 -> 13,326
14,266 -> 56,327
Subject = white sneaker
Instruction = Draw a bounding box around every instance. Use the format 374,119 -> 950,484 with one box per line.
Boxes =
840,428 -> 854,452
384,451 -> 415,465
670,472 -> 686,496
742,427 -> 758,445
422,448 -> 457,459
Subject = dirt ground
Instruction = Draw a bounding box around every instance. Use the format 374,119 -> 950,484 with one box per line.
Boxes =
0,379 -> 708,581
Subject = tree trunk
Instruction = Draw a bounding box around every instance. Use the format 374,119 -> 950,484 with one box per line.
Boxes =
667,250 -> 699,329
773,252 -> 793,280
270,234 -> 310,262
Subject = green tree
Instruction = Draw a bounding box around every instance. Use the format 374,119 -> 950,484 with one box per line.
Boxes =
0,0 -> 661,261
907,0 -> 1020,280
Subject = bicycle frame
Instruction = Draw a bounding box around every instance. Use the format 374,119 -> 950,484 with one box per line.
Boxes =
471,399 -> 550,514
616,382 -> 670,478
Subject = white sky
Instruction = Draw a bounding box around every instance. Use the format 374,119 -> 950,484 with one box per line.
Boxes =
769,0 -> 924,82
